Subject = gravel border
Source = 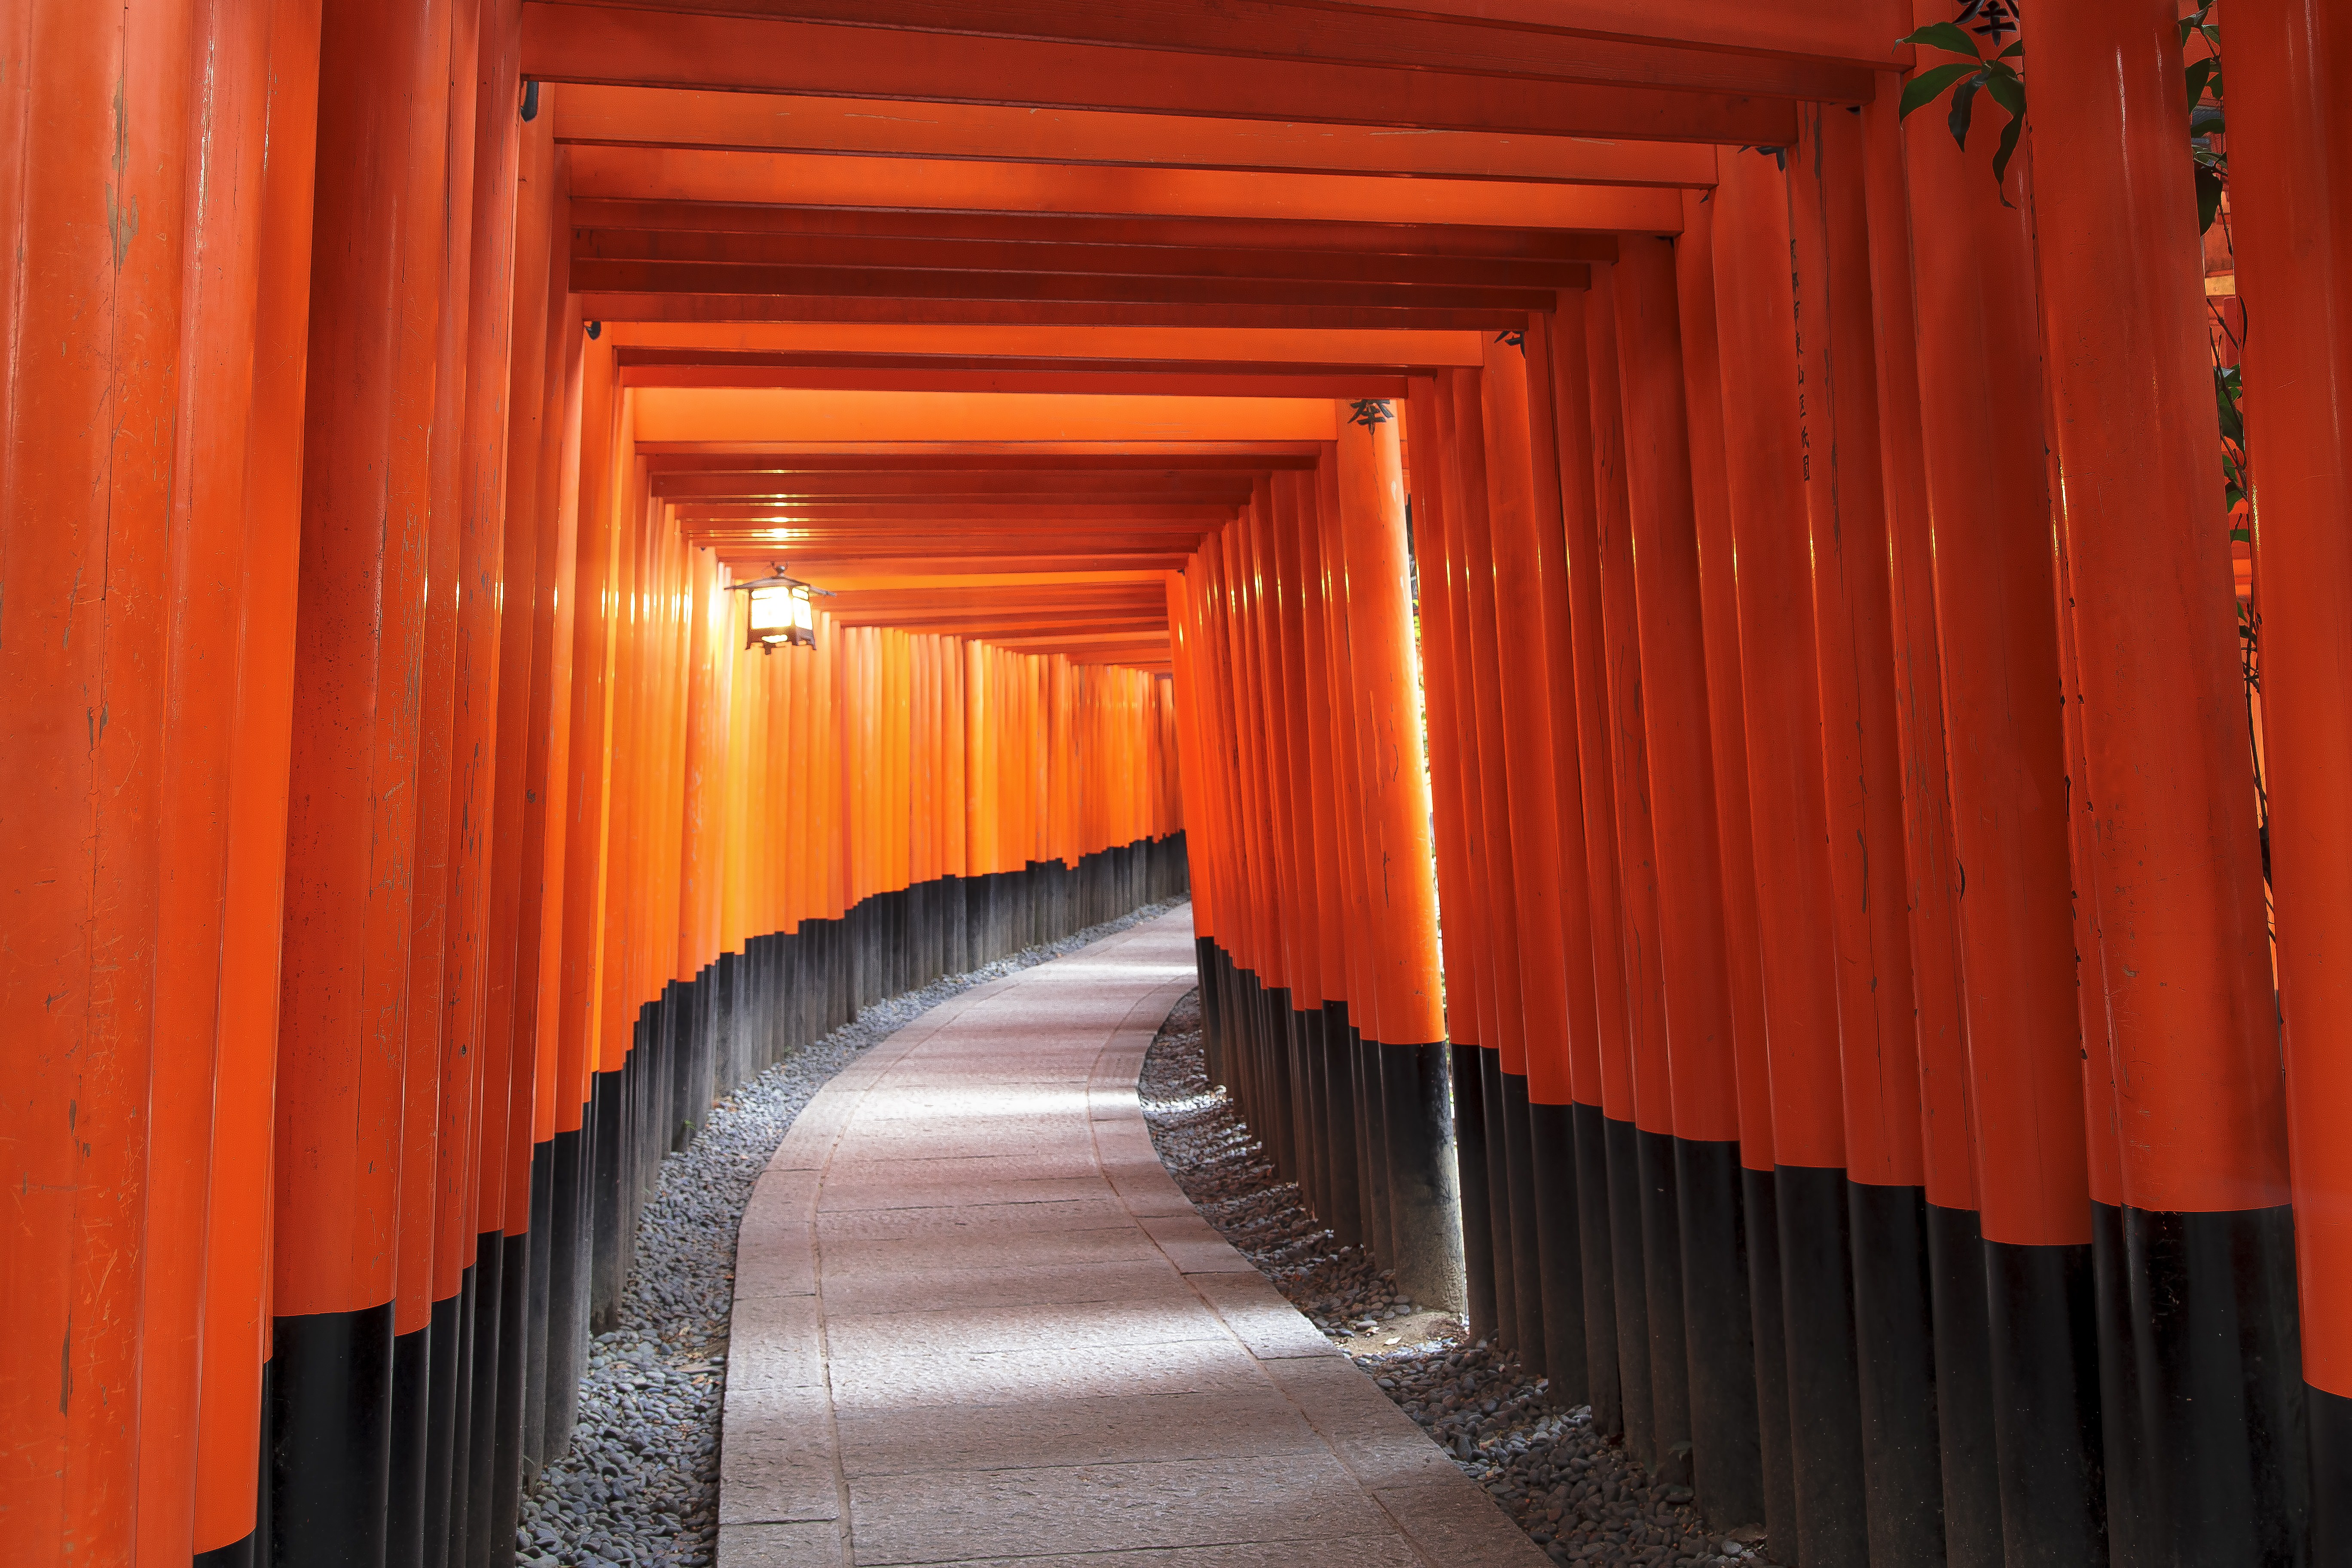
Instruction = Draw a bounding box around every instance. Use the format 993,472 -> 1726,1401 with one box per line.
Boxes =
1138,990 -> 1782,1568
516,896 -> 1191,1568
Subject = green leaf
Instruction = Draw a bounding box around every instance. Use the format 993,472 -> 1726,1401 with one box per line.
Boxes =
1897,22 -> 1983,59
1998,40 -> 2024,59
1948,74 -> 1982,149
1992,108 -> 2026,198
1982,71 -> 2025,117
2196,163 -> 2226,233
2230,527 -> 2253,543
2185,58 -> 2216,115
1900,61 -> 1982,121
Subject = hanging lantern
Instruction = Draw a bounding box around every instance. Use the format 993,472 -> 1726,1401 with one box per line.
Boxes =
727,564 -> 825,651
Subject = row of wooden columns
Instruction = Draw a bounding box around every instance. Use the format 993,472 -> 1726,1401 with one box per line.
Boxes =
0,5 -> 1185,1565
1162,10 -> 2349,1565
1166,418 -> 1460,1308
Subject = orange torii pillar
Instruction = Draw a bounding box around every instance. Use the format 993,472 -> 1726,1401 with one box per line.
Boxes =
1315,462 -> 1402,1265
1277,471 -> 1365,1246
1332,405 -> 1461,1312
1477,337 -> 1593,1406
1789,103 -> 1945,1568
1612,237 -> 1765,1526
1420,373 -> 1527,1353
1667,197 -> 1783,1535
268,0 -> 452,1559
1585,272 -> 1682,1470
1894,43 -> 2105,1560
1709,147 -> 1867,1568
2236,6 -> 2352,1548
1860,80 -> 2006,1568
1541,311 -> 1636,1447
1407,382 -> 1504,1342
1521,315 -> 1620,1422
2036,3 -> 2306,1558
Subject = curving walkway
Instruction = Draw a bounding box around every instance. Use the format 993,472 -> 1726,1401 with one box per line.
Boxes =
717,907 -> 1543,1568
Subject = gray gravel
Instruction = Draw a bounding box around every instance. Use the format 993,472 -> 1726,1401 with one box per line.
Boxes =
1138,990 -> 1782,1568
515,897 -> 1190,1568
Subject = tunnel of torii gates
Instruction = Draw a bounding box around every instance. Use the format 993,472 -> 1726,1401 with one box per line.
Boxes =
8,0 -> 2352,1565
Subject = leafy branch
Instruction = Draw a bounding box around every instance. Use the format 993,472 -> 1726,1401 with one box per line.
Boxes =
2183,5 -> 2227,232
1896,21 -> 2027,197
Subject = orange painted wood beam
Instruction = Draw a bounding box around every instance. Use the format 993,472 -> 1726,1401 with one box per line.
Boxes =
644,461 -> 1270,491
619,364 -> 1414,397
630,388 -> 1338,442
562,147 -> 1686,230
571,259 -> 1565,315
605,319 -> 1491,366
635,441 -> 1328,462
521,4 -> 1808,144
644,463 -> 1266,493
752,553 -> 1198,573
575,229 -> 1601,290
583,292 -> 1530,330
554,87 -> 1720,188
583,203 -> 1615,259
535,3 -> 1875,100
1325,0 -> 1907,70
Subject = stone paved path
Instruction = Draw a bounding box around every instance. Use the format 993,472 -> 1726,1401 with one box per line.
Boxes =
718,907 -> 1546,1568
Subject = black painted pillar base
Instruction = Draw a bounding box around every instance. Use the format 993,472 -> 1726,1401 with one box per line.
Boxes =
2314,1382 -> 2351,1567
1740,1165 -> 1795,1549
2095,1200 -> 2307,1567
1527,1099 -> 1587,1407
1320,1000 -> 1363,1248
1636,1128 -> 1692,1474
1848,1180 -> 1944,1568
1776,1164 -> 1869,1568
1453,1042 -> 1498,1341
1379,1038 -> 1464,1314
1675,1136 -> 1761,1527
1982,1234 -> 2105,1567
1502,1071 -> 1545,1379
1606,1116 -> 1654,1464
269,1301 -> 396,1568
1571,1103 -> 1623,1440
1479,1048 -> 1518,1351
1924,1202 -> 2001,1568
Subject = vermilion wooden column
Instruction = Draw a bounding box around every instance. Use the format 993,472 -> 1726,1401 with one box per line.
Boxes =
1404,382 -> 1498,1337
388,5 -> 480,1558
1542,309 -> 1631,1443
1317,454 -> 1400,1267
1895,37 -> 2106,1561
1787,101 -> 1943,1568
1334,407 -> 1459,1312
1586,271 -> 1683,1468
194,4 -> 329,1559
1473,346 -> 1582,1381
1432,371 -> 1527,1355
271,0 -> 452,1558
1859,78 -> 2007,1568
2233,1 -> 2352,1550
1711,145 -> 1867,1568
1289,468 -> 1366,1249
2035,4 -> 2305,1559
0,9 -> 187,1556
1612,234 -> 1763,1526
132,5 -> 278,1564
1277,472 -> 1361,1241
1522,313 -> 1613,1423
